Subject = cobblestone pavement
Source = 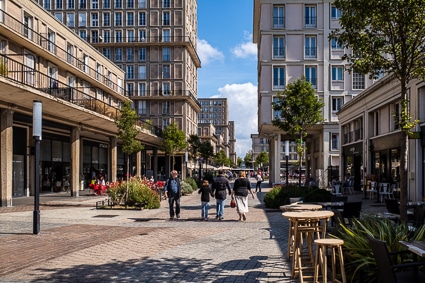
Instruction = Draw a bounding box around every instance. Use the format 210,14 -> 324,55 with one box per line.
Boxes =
0,181 -> 386,283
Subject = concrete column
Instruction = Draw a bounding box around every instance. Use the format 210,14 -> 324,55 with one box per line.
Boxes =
70,126 -> 80,197
0,109 -> 13,207
109,137 -> 117,182
153,148 -> 158,181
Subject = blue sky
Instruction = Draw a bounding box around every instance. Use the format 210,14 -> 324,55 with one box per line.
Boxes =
197,0 -> 258,159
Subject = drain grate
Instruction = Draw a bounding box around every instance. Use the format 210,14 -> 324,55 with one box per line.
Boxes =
93,215 -> 119,218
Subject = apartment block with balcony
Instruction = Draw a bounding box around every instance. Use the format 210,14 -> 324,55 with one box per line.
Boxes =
253,0 -> 374,186
44,0 -> 201,176
0,0 -> 163,206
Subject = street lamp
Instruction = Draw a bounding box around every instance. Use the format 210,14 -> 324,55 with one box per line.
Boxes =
285,140 -> 289,186
33,100 -> 42,235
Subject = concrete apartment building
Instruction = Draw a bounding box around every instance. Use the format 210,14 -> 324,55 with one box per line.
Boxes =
253,0 -> 375,186
43,0 -> 201,176
198,98 -> 236,164
338,75 -> 425,201
0,0 -> 162,207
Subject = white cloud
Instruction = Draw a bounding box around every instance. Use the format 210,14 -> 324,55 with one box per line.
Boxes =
197,39 -> 224,65
231,31 -> 257,58
211,82 -> 258,158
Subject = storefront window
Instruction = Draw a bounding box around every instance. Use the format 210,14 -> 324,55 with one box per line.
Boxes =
391,148 -> 400,183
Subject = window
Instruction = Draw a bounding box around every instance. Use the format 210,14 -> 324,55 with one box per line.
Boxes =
163,12 -> 170,25
139,12 -> 146,25
138,100 -> 147,114
115,0 -> 122,8
78,13 -> 87,27
305,36 -> 316,58
163,65 -> 170,79
66,13 -> 75,27
138,83 -> 146,96
163,82 -> 171,95
273,6 -> 284,28
305,6 -> 316,28
103,13 -> 110,26
138,0 -> 146,8
331,133 -> 339,150
332,97 -> 343,112
56,0 -> 63,9
305,66 -> 317,88
79,0 -> 86,8
127,0 -> 134,8
392,102 -> 401,130
67,0 -> 75,9
163,29 -> 171,42
127,30 -> 134,42
273,36 -> 285,58
352,72 -> 365,89
163,47 -> 170,61
162,118 -> 170,129
139,47 -> 146,61
67,44 -> 74,63
103,30 -> 110,42
96,63 -> 102,80
115,13 -> 122,26
115,30 -> 122,43
163,0 -> 170,8
126,83 -> 134,96
43,0 -> 51,9
126,48 -> 133,61
115,48 -> 122,61
103,0 -> 110,8
102,48 -> 110,59
91,30 -> 99,43
23,14 -> 33,40
139,30 -> 146,41
273,66 -> 285,90
331,66 -> 344,81
331,5 -> 341,20
47,30 -> 56,53
127,12 -> 134,25
55,13 -> 63,22
91,13 -> 98,27
79,30 -> 87,41
162,101 -> 170,114
273,97 -> 282,120
92,0 -> 98,9
138,65 -> 146,79
330,38 -> 343,50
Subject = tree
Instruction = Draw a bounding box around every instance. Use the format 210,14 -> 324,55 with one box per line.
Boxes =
272,77 -> 324,186
199,141 -> 214,172
255,151 -> 269,170
236,157 -> 243,168
214,150 -> 231,167
115,101 -> 144,204
331,0 -> 425,222
244,150 -> 254,168
187,134 -> 201,164
160,123 -> 188,170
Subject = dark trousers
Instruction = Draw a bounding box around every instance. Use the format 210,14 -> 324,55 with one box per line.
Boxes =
168,196 -> 180,218
256,181 -> 262,192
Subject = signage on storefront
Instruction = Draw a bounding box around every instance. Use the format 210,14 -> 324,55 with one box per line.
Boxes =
99,143 -> 108,148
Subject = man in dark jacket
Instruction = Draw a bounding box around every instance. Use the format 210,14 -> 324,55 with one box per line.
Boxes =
164,170 -> 182,220
211,170 -> 232,220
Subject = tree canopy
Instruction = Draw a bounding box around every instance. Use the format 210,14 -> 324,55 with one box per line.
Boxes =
115,101 -> 144,156
160,123 -> 187,170
332,0 -> 425,222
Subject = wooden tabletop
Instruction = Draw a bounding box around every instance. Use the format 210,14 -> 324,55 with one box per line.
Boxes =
280,203 -> 323,211
282,210 -> 334,220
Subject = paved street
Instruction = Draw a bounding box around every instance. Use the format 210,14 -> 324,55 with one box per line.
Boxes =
0,180 -> 386,283
0,180 -> 298,283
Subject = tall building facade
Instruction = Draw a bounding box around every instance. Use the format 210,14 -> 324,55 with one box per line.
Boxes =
44,0 -> 201,175
198,98 -> 236,163
253,0 -> 375,186
0,0 -> 162,206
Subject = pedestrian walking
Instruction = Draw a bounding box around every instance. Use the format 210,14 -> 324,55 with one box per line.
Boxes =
198,179 -> 213,221
164,170 -> 182,220
255,171 -> 263,192
211,170 -> 232,220
231,171 -> 255,221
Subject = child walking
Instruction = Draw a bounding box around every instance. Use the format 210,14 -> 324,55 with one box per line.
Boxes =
198,179 -> 213,221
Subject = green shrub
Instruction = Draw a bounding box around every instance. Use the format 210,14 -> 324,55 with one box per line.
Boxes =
107,179 -> 160,209
263,184 -> 331,209
330,216 -> 425,282
181,180 -> 195,195
185,177 -> 198,190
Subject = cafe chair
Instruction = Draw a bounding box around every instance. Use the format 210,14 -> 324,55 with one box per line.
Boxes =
341,201 -> 362,226
368,181 -> 377,200
368,236 -> 425,283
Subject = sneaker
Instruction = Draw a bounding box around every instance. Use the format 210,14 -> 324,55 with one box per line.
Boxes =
242,214 -> 246,221
169,217 -> 174,221
176,215 -> 180,219
219,217 -> 224,220
215,215 -> 219,219
204,218 -> 208,221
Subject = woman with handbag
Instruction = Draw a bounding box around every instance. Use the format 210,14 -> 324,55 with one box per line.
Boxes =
231,171 -> 255,221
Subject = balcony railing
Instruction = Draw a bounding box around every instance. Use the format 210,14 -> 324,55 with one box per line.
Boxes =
0,9 -> 126,96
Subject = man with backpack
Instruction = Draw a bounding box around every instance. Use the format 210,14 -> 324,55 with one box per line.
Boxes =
164,170 -> 182,220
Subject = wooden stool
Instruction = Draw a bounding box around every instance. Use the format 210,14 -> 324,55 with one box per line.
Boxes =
314,238 -> 346,283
